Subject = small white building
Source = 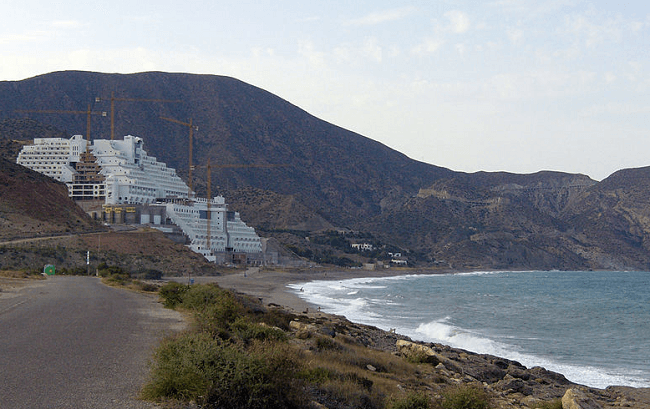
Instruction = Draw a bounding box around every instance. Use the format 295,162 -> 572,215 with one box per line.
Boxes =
352,243 -> 374,251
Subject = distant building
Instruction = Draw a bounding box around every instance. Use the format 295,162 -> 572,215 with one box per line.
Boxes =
164,196 -> 261,262
352,243 -> 374,251
16,134 -> 261,263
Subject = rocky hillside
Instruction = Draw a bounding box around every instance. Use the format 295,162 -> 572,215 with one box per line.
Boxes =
0,156 -> 101,241
2,71 -> 650,270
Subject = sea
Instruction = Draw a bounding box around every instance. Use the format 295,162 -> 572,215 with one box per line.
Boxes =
288,270 -> 650,389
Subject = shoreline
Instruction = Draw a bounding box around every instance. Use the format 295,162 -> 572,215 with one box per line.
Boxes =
208,267 -> 441,315
206,267 -> 650,392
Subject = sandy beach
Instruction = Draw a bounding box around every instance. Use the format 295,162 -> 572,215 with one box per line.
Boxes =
185,267 -> 433,314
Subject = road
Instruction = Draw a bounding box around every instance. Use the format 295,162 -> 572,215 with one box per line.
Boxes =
0,276 -> 185,408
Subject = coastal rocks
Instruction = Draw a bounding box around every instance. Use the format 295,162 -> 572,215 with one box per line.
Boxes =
493,374 -> 534,395
289,320 -> 318,339
396,340 -> 443,365
562,388 -> 603,409
289,312 -> 650,409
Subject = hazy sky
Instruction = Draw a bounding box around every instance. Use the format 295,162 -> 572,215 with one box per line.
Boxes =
1,1 -> 648,180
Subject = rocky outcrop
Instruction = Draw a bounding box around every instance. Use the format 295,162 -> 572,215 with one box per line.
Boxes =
289,312 -> 650,409
562,388 -> 603,409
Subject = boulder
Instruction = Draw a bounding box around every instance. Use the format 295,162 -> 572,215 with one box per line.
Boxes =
396,340 -> 442,365
562,388 -> 602,409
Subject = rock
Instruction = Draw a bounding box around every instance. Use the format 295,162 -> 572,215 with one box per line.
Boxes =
494,374 -> 534,396
290,320 -> 317,339
396,340 -> 442,365
562,388 -> 603,409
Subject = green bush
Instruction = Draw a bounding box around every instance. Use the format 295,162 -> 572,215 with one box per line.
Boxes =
231,318 -> 287,345
316,336 -> 343,351
158,281 -> 189,308
143,333 -> 305,409
142,332 -> 224,401
180,283 -> 227,310
386,392 -> 433,409
441,386 -> 491,409
298,367 -> 336,384
194,291 -> 247,335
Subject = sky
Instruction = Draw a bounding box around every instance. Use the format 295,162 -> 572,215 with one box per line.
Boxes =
1,1 -> 648,181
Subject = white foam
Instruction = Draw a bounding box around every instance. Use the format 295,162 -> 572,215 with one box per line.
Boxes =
410,318 -> 649,389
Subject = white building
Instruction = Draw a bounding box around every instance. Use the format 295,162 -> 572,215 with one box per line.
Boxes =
16,134 -> 261,262
16,134 -> 188,203
16,135 -> 86,183
92,136 -> 189,204
165,196 -> 262,262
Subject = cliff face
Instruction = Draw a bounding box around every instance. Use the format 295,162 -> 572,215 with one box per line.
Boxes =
2,71 -> 650,270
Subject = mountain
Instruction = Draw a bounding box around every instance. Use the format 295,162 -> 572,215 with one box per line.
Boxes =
2,70 -> 650,270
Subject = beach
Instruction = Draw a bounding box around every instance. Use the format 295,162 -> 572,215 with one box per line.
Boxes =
207,267 -> 428,315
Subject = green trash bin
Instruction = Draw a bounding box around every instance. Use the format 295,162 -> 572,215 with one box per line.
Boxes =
43,265 -> 55,275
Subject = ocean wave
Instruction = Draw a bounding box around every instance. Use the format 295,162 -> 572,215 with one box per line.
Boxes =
411,318 -> 649,389
289,271 -> 650,389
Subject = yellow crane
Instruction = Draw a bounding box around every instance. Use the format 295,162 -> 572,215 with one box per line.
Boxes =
192,161 -> 288,254
16,103 -> 106,145
96,92 -> 182,140
160,116 -> 197,198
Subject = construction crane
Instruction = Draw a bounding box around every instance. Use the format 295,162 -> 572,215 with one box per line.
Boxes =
160,116 -> 197,198
192,161 -> 288,254
95,92 -> 182,140
16,103 -> 106,145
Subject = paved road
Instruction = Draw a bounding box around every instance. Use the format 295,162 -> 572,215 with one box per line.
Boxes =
0,276 -> 185,408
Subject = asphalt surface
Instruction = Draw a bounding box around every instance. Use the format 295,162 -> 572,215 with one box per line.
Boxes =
0,276 -> 185,408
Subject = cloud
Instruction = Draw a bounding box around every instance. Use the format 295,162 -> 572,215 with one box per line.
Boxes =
298,40 -> 326,69
444,10 -> 471,33
507,27 -> 524,45
411,38 -> 445,56
347,7 -> 415,26
362,37 -> 383,63
0,31 -> 50,45
563,12 -> 627,48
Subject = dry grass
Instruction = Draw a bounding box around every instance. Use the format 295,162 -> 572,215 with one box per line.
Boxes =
301,334 -> 443,407
0,269 -> 45,279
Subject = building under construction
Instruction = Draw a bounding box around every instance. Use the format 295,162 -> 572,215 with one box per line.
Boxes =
16,134 -> 262,265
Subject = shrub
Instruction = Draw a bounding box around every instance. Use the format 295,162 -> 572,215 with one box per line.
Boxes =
316,336 -> 343,351
143,334 -> 306,409
135,281 -> 159,292
180,283 -> 226,310
231,318 -> 287,345
142,332 -> 223,401
298,367 -> 336,384
441,386 -> 491,409
203,342 -> 305,409
386,392 -> 433,409
158,281 -> 189,308
193,291 -> 247,335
